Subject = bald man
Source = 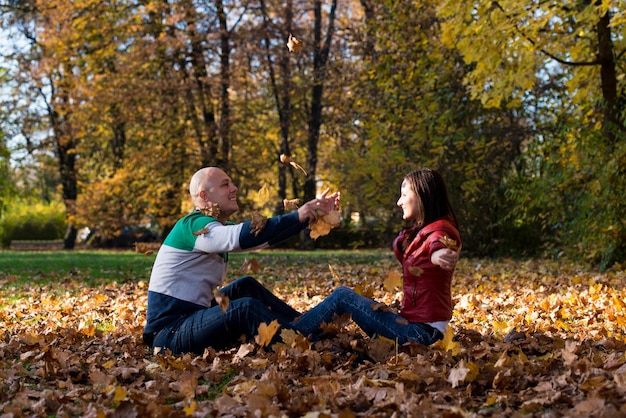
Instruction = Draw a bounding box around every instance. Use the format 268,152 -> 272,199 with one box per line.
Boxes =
143,167 -> 340,354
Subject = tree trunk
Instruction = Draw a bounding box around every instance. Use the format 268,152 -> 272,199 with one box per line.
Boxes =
595,9 -> 623,146
217,0 -> 231,171
259,0 -> 296,215
303,0 -> 337,202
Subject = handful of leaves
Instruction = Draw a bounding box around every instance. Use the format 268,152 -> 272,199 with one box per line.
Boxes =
309,209 -> 341,239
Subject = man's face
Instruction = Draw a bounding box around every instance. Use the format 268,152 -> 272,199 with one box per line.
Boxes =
201,169 -> 239,220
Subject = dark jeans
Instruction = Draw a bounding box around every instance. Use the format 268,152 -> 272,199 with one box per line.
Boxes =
153,276 -> 299,354
292,286 -> 443,346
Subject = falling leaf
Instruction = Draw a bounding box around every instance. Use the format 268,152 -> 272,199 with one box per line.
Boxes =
257,183 -> 270,206
283,198 -> 301,211
255,319 -> 281,347
395,317 -> 409,325
250,211 -> 268,236
240,258 -> 262,274
383,270 -> 402,292
134,242 -> 159,255
407,266 -> 423,276
199,202 -> 221,218
354,282 -> 375,299
439,235 -> 458,250
214,294 -> 230,313
192,225 -> 210,236
286,33 -> 303,53
310,210 -> 341,239
280,153 -> 307,176
371,302 -> 391,312
328,263 -> 340,281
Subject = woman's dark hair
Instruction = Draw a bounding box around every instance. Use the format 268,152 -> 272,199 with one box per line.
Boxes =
404,168 -> 457,228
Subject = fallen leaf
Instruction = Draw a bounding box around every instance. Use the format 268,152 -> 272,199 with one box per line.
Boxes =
328,263 -> 340,281
433,326 -> 461,356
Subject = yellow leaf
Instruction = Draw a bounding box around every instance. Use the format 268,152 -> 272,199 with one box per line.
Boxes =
492,320 -> 510,334
183,400 -> 196,416
383,270 -> 402,292
309,210 -> 341,239
433,326 -> 460,356
439,235 -> 458,250
113,386 -> 127,403
255,320 -> 280,347
257,183 -> 270,206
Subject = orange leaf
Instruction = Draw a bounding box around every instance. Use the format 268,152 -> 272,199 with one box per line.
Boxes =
192,225 -> 210,236
286,34 -> 304,53
383,270 -> 402,292
240,258 -> 262,274
255,320 -> 280,347
283,198 -> 301,211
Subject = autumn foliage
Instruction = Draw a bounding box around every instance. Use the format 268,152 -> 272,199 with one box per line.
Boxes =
1,254 -> 625,416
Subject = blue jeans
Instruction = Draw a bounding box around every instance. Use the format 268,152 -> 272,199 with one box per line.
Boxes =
153,276 -> 299,354
292,286 -> 443,346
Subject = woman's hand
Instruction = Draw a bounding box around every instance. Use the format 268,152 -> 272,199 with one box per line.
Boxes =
431,248 -> 459,271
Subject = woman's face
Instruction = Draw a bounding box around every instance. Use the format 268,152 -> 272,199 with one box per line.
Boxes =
397,179 -> 422,222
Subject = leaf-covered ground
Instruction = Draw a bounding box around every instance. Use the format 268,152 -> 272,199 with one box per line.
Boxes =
1,252 -> 625,417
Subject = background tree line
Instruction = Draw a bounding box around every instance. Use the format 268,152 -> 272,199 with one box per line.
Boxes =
0,0 -> 624,270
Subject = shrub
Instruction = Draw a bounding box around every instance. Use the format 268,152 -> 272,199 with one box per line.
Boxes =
0,199 -> 66,247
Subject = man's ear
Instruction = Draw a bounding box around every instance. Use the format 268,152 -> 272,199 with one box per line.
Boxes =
198,190 -> 209,202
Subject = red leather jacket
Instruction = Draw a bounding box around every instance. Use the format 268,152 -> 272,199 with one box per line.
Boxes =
392,218 -> 461,323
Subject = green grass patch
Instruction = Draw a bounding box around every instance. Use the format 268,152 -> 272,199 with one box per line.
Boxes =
0,248 -> 392,301
0,249 -> 391,282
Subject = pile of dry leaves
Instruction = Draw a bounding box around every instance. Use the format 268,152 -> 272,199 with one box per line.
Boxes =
1,256 -> 625,417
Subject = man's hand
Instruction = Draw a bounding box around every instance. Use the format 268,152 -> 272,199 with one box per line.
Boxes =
431,248 -> 459,271
297,189 -> 341,223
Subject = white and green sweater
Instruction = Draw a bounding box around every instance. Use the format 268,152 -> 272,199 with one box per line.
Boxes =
144,209 -> 306,337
